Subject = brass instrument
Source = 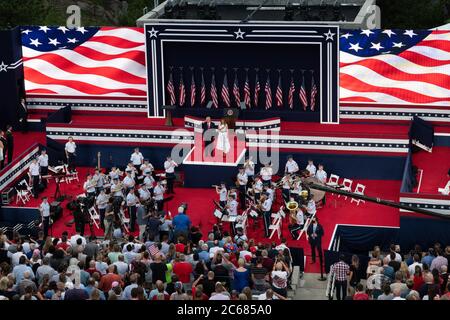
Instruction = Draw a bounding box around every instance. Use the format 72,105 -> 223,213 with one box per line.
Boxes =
287,200 -> 299,224
111,182 -> 123,193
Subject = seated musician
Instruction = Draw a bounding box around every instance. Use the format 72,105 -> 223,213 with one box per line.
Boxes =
143,168 -> 155,194
228,187 -> 238,203
140,159 -> 154,176
96,188 -> 108,229
216,182 -> 228,208
109,166 -> 123,181
253,176 -> 263,202
306,159 -> 317,177
110,177 -> 124,200
304,196 -> 317,218
138,184 -> 151,203
83,174 -> 96,198
264,184 -> 275,203
285,155 -> 299,175
123,170 -> 135,194
438,169 -> 450,196
260,163 -> 273,186
125,161 -> 137,179
288,205 -> 305,240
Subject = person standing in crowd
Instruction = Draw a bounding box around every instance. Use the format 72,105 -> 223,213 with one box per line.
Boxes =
236,167 -> 248,210
130,148 -> 144,175
285,155 -> 299,175
29,158 -> 41,199
172,206 -> 191,240
244,156 -> 255,186
65,136 -> 77,173
5,125 -> 13,164
0,130 -> 6,170
261,194 -> 272,238
153,180 -> 165,212
39,197 -> 51,238
37,149 -> 49,188
330,254 -> 350,300
96,188 -> 108,230
349,255 -> 361,288
164,156 -> 178,194
126,187 -> 139,233
18,98 -> 28,133
307,217 -> 323,264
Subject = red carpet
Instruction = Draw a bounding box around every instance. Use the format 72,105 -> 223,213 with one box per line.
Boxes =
412,147 -> 450,194
11,166 -> 400,273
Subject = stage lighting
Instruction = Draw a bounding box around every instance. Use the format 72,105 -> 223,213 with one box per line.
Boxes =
284,2 -> 295,21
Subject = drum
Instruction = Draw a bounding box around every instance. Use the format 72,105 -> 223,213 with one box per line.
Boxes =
304,177 -> 326,202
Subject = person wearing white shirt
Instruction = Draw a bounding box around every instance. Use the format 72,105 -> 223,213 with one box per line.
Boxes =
29,158 -> 40,198
226,195 -> 239,235
143,170 -> 155,191
96,189 -> 108,230
216,183 -> 228,208
244,156 -> 255,184
93,169 -> 106,195
237,167 -> 248,209
288,207 -> 304,240
261,195 -> 272,238
253,176 -> 263,202
285,156 -> 299,174
130,148 -> 144,167
305,198 -> 316,217
408,254 -> 423,275
306,159 -> 316,177
280,174 -> 292,202
123,171 -> 135,193
125,163 -> 137,179
316,164 -> 327,183
110,178 -> 124,199
438,170 -> 450,195
153,181 -> 165,211
37,149 -> 49,187
164,156 -> 178,194
39,197 -> 51,237
126,187 -> 139,232
138,185 -> 151,203
65,136 -> 77,173
69,233 -> 86,248
264,185 -> 275,203
260,163 -> 273,186
83,174 -> 96,198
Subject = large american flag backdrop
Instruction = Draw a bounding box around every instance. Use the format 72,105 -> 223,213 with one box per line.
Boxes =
21,24 -> 450,119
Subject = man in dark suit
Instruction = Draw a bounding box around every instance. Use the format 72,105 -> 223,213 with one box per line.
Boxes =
307,216 -> 324,264
5,125 -> 13,164
202,116 -> 217,157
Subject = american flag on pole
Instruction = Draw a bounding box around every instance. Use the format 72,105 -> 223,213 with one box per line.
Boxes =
221,71 -> 231,107
243,70 -> 251,108
149,243 -> 160,257
299,72 -> 308,111
166,68 -> 176,106
200,68 -> 206,106
265,72 -> 272,110
233,71 -> 241,106
190,69 -> 196,107
310,71 -> 318,111
210,71 -> 218,108
288,71 -> 295,109
254,71 -> 260,108
21,26 -> 146,97
339,27 -> 450,106
275,71 -> 283,107
179,68 -> 186,106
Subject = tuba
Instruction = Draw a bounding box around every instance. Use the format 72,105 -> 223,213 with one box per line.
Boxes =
287,200 -> 299,224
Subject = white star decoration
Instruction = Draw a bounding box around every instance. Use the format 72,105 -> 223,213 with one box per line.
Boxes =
370,42 -> 384,51
67,38 -> 78,44
349,42 -> 363,53
324,29 -> 335,41
21,29 -> 31,35
30,38 -> 42,47
340,33 -> 352,39
360,29 -> 374,37
39,26 -> 51,33
0,61 -> 8,72
48,38 -> 61,46
382,29 -> 396,38
404,30 -> 417,38
76,27 -> 88,34
234,28 -> 245,39
393,42 -> 405,48
148,27 -> 159,38
57,26 -> 69,34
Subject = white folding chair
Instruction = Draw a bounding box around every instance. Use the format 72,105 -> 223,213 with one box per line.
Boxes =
236,211 -> 248,235
351,183 -> 366,205
269,215 -> 282,239
338,178 -> 353,199
88,207 -> 100,229
326,174 -> 340,188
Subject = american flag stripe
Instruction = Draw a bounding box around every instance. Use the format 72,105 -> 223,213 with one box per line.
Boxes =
254,73 -> 260,107
167,72 -> 176,105
200,71 -> 206,106
288,76 -> 295,109
265,75 -> 272,110
310,74 -> 317,111
222,73 -> 231,107
233,73 -> 241,106
299,78 -> 308,110
275,74 -> 283,107
22,26 -> 146,98
339,28 -> 450,106
244,74 -> 251,107
211,74 -> 218,108
179,74 -> 186,106
190,72 -> 196,107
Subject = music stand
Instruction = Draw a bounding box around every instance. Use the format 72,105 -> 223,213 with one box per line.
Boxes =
162,105 -> 176,126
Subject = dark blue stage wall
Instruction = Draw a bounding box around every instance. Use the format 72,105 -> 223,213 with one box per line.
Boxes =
145,23 -> 339,124
184,164 -> 238,188
0,207 -> 39,225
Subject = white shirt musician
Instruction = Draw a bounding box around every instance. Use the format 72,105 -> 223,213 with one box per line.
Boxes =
96,191 -> 108,210
261,164 -> 273,184
130,148 -> 144,166
126,163 -> 137,179
306,199 -> 316,216
138,186 -> 151,202
126,191 -> 139,207
111,179 -> 123,197
164,159 -> 177,174
227,198 -> 238,217
29,160 -> 40,177
316,165 -> 327,184
109,167 -> 122,181
261,196 -> 272,213
265,186 -> 275,202
216,184 -> 228,207
244,158 -> 255,177
140,161 -> 154,174
306,160 -> 317,177
143,173 -> 155,190
65,139 -> 76,154
164,157 -> 178,194
93,170 -> 105,189
153,183 -> 165,201
29,159 -> 41,198
237,171 -> 248,186
40,199 -> 50,218
123,173 -> 135,190
228,188 -> 238,202
282,175 -> 291,190
37,152 -> 49,168
296,209 -> 305,226
285,158 -> 299,174
291,180 -> 302,195
83,175 -> 96,196
254,178 -> 263,195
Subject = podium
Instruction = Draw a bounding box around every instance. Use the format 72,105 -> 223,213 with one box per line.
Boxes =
223,108 -> 239,129
162,105 -> 176,126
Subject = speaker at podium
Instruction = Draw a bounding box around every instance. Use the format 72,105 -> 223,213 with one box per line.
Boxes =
223,108 -> 239,129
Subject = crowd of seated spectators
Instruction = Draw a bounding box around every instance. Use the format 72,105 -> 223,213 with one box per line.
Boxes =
335,243 -> 450,300
0,225 -> 293,301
